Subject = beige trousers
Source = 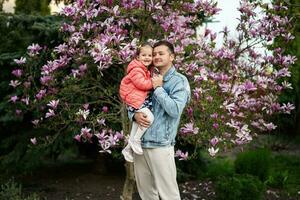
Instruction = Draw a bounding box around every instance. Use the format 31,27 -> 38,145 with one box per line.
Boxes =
134,146 -> 181,200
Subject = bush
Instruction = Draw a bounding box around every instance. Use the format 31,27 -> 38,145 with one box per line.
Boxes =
234,148 -> 271,181
0,13 -> 64,174
266,170 -> 289,189
176,149 -> 209,182
215,174 -> 265,200
205,158 -> 234,180
0,179 -> 40,200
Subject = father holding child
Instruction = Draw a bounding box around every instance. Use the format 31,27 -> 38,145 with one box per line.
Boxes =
130,41 -> 191,200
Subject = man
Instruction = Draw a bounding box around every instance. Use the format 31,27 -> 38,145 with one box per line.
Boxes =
128,41 -> 191,200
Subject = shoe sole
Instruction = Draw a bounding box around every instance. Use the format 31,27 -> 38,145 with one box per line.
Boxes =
128,140 -> 143,155
122,150 -> 134,162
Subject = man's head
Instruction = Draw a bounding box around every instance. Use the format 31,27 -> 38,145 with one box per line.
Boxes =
153,41 -> 175,69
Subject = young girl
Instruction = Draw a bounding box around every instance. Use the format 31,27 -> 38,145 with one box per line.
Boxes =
119,44 -> 155,162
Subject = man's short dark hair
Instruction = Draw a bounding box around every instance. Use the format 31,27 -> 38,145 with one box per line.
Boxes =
153,40 -> 175,55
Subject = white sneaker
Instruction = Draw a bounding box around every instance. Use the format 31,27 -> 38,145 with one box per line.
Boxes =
122,145 -> 134,162
129,139 -> 143,155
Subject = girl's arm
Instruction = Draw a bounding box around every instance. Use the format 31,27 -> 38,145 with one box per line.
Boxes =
129,68 -> 153,91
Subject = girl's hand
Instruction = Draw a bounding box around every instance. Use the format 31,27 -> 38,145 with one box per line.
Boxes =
152,75 -> 163,89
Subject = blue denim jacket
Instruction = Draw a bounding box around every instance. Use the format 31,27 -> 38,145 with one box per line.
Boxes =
128,66 -> 191,148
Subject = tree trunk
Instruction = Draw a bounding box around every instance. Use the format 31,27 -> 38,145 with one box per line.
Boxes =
121,162 -> 135,200
120,103 -> 135,200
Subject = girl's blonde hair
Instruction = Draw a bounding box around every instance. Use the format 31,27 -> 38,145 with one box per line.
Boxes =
136,43 -> 153,57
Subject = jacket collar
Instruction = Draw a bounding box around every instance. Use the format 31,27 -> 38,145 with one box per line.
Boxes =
163,66 -> 176,82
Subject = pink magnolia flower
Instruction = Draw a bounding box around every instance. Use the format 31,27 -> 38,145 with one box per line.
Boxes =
263,122 -> 277,131
30,137 -> 37,145
243,80 -> 257,91
204,28 -> 211,37
23,81 -> 31,88
35,89 -> 47,100
114,131 -> 124,140
175,150 -> 188,161
213,123 -> 219,129
281,103 -> 295,114
31,119 -> 39,126
13,57 -> 26,65
281,81 -> 293,89
210,137 -> 219,146
239,1 -> 256,17
180,122 -> 199,135
221,115 -> 225,121
71,69 -> 80,78
21,97 -> 30,105
76,109 -> 90,120
9,80 -> 21,88
27,43 -> 43,56
9,95 -> 18,103
236,125 -> 252,142
97,118 -> 106,126
102,106 -> 109,113
210,113 -> 218,120
206,96 -> 213,103
15,109 -> 22,115
208,147 -> 219,157
40,75 -> 53,85
186,107 -> 193,117
99,141 -> 112,154
107,134 -> 119,147
79,64 -> 87,74
81,127 -> 93,141
45,109 -> 55,118
74,134 -> 81,142
83,103 -> 89,110
121,0 -> 143,10
47,100 -> 59,110
95,130 -> 108,141
54,43 -> 68,53
61,6 -> 76,16
11,69 -> 23,77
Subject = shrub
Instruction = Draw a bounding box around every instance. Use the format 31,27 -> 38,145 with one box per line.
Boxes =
0,179 -> 40,200
176,149 -> 209,182
215,174 -> 265,200
234,148 -> 271,181
206,158 -> 234,180
266,170 -> 289,188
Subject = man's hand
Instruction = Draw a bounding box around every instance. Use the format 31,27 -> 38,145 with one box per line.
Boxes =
152,74 -> 163,89
134,112 -> 151,128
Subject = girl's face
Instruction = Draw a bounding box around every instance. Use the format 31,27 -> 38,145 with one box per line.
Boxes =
137,46 -> 153,67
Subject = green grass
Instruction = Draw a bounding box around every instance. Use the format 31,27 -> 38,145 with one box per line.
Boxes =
272,153 -> 300,195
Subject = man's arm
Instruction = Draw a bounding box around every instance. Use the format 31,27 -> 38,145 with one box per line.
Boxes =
128,109 -> 151,127
153,78 -> 190,118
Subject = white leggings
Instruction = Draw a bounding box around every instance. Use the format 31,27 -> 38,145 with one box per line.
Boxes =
130,107 -> 154,141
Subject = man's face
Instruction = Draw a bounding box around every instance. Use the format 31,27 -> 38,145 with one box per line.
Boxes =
153,45 -> 174,69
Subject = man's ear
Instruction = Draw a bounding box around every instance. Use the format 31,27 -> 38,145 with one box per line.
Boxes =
170,53 -> 175,62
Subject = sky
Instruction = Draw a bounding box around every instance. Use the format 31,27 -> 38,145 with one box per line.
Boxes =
198,0 -> 241,47
207,0 -> 241,32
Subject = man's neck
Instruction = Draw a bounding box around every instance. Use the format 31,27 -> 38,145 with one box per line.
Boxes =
159,65 -> 172,76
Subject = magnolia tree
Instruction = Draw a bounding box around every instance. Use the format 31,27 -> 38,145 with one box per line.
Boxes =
7,0 -> 296,199
176,0 -> 296,157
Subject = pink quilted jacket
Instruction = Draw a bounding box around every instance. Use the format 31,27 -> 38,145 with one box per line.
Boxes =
119,59 -> 153,109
